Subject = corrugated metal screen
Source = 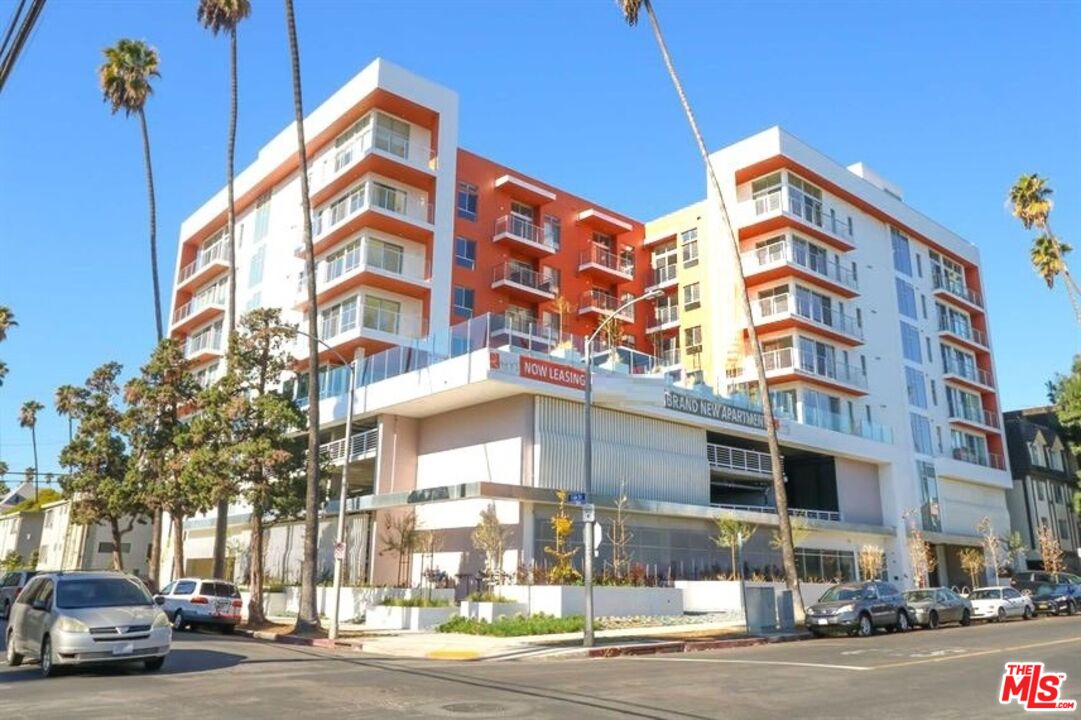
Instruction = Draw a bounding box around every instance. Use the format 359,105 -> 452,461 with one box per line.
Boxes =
534,396 -> 708,505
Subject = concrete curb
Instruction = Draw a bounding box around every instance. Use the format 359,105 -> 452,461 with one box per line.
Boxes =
236,628 -> 361,650
583,632 -> 815,659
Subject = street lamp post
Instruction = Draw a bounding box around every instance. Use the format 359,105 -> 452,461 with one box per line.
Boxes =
290,327 -> 355,642
581,288 -> 663,647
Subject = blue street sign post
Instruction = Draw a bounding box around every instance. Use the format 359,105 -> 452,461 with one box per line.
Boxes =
568,492 -> 586,505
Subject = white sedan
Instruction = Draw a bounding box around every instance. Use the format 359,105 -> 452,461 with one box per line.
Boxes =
967,586 -> 1034,622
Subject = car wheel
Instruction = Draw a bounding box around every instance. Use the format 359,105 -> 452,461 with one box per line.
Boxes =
1023,605 -> 1033,620
39,636 -> 58,678
221,624 -> 234,635
1067,601 -> 1076,617
927,610 -> 940,630
895,610 -> 911,633
997,606 -> 1007,623
5,629 -> 23,667
960,609 -> 971,626
857,613 -> 873,638
144,656 -> 165,672
172,610 -> 186,632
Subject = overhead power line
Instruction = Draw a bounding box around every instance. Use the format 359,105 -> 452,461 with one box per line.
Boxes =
0,0 -> 46,95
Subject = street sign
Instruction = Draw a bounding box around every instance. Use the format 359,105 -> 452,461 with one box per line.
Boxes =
582,503 -> 596,522
333,542 -> 346,561
568,492 -> 587,505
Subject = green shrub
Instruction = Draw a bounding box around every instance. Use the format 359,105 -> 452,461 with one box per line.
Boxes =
380,596 -> 451,608
466,591 -> 513,603
437,613 -> 593,637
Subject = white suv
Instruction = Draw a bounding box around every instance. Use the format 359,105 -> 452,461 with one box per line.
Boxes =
156,578 -> 242,633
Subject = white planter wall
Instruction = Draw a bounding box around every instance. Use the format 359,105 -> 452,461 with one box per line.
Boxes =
366,604 -> 458,630
459,601 -> 526,622
239,587 -> 454,622
501,585 -> 683,618
674,580 -> 835,613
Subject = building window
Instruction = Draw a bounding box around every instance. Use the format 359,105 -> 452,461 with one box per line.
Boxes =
684,326 -> 702,353
1036,482 -> 1046,501
918,460 -> 941,532
900,322 -> 922,363
681,228 -> 699,267
896,278 -> 917,319
320,296 -> 358,338
1053,483 -> 1064,503
891,229 -> 913,276
453,286 -> 474,318
1028,442 -> 1044,466
910,413 -> 933,455
543,216 -> 561,250
456,182 -> 478,221
1058,519 -> 1070,541
97,542 -> 132,555
915,253 -> 923,278
905,366 -> 928,408
362,296 -> 401,333
920,294 -> 928,319
683,282 -> 701,310
930,379 -> 937,406
248,245 -> 266,288
454,237 -> 476,270
795,548 -> 857,583
253,194 -> 271,243
541,266 -> 561,293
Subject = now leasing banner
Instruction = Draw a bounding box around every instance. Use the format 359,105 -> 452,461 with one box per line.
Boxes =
491,352 -> 587,390
663,389 -> 766,430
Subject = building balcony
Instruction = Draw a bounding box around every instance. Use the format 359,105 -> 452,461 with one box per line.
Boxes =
947,447 -> 1006,471
741,184 -> 855,252
311,123 -> 436,205
490,263 -> 556,301
578,244 -> 635,283
579,289 -> 634,322
492,214 -> 557,257
659,348 -> 680,368
647,305 -> 680,334
301,306 -> 428,365
933,274 -> 983,312
942,359 -> 995,391
307,179 -> 434,258
298,238 -> 431,309
706,442 -> 775,479
171,294 -> 226,334
937,316 -> 989,352
728,346 -> 867,395
184,326 -> 224,364
947,405 -> 1001,432
646,264 -> 679,292
752,293 -> 863,346
494,174 -> 556,206
319,427 -> 379,465
176,242 -> 230,293
742,237 -> 858,298
576,208 -> 633,235
710,502 -> 841,523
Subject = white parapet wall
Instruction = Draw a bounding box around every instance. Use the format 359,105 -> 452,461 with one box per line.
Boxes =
239,586 -> 455,622
459,600 -> 527,623
675,580 -> 835,613
366,605 -> 459,631
500,585 -> 683,618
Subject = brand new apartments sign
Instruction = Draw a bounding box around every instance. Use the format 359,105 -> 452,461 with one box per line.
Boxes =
663,389 -> 766,430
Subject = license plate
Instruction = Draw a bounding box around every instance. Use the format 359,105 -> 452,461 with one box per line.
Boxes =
112,642 -> 135,656
815,618 -> 829,625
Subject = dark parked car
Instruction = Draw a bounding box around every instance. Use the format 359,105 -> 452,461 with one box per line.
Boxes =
1029,582 -> 1080,616
1012,571 -> 1081,596
805,581 -> 912,637
902,587 -> 973,628
0,570 -> 39,619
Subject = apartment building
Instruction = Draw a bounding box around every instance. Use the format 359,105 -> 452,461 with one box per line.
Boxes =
34,500 -> 152,576
1004,408 -> 1081,572
169,59 -> 1011,590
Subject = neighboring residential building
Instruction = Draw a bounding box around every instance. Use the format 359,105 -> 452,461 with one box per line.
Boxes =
1004,408 -> 1081,572
0,510 -> 44,566
35,500 -> 152,576
0,481 -> 37,512
169,59 -> 1010,590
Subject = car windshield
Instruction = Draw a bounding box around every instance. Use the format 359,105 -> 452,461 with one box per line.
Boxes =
56,577 -> 153,609
904,590 -> 935,602
1035,583 -> 1065,595
968,589 -> 1000,600
818,586 -> 863,602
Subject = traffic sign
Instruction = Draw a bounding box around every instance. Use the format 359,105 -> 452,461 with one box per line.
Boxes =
568,492 -> 587,505
582,503 -> 596,522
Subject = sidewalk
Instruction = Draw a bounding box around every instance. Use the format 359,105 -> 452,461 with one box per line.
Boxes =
240,616 -> 809,660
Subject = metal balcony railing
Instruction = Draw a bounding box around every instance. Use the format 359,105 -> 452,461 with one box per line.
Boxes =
494,214 -> 553,249
943,357 -> 995,387
650,304 -> 679,328
319,428 -> 379,464
178,242 -> 229,284
949,405 -> 1000,429
744,239 -> 858,291
950,447 -> 1006,470
710,502 -> 841,523
579,244 -> 635,276
491,263 -> 554,295
580,289 -> 634,321
649,263 -> 678,287
937,316 -> 989,347
706,443 -> 774,476
751,184 -> 854,241
933,273 -> 983,308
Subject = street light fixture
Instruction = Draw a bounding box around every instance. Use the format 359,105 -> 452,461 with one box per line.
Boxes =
289,327 -> 355,642
581,287 -> 664,647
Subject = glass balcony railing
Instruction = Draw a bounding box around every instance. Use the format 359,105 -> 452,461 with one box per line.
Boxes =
750,184 -> 854,242
649,264 -> 678,287
937,316 -> 988,347
494,214 -> 554,250
743,239 -> 858,291
933,273 -> 983,308
948,404 -> 1000,428
580,290 -> 634,321
650,305 -> 679,328
313,181 -> 432,238
942,357 -> 995,387
579,244 -> 635,276
172,287 -> 226,324
949,447 -> 1006,470
754,294 -> 863,340
178,242 -> 229,284
750,346 -> 867,389
491,263 -> 554,295
185,327 -> 223,357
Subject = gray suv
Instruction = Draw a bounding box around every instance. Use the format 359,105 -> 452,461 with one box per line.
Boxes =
805,581 -> 913,637
5,571 -> 172,677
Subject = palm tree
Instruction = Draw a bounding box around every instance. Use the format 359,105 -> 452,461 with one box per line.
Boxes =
0,361 -> 8,388
99,40 -> 164,342
1008,174 -> 1081,322
54,384 -> 81,443
18,400 -> 44,495
619,0 -> 805,621
284,0 -> 321,634
0,460 -> 8,491
0,306 -> 16,342
198,0 -> 251,581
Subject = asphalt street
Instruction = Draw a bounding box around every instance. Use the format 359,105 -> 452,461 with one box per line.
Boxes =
1,616 -> 1079,719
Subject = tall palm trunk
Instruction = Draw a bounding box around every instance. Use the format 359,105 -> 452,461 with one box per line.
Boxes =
172,511 -> 186,579
212,24 -> 242,582
285,0 -> 322,634
30,425 -> 39,495
637,0 -> 804,621
138,106 -> 165,588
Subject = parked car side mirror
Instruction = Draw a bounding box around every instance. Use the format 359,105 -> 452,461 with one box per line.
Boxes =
31,599 -> 48,611
154,595 -> 166,606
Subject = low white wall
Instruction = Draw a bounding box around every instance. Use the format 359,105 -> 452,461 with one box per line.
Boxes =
675,580 -> 834,613
501,585 -> 683,618
459,601 -> 526,623
366,605 -> 458,631
240,586 -> 455,622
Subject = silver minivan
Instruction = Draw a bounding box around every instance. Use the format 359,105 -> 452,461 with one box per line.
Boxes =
5,571 -> 172,677
157,578 -> 242,632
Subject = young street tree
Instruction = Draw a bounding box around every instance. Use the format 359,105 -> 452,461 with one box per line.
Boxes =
1036,522 -> 1066,575
219,309 -> 306,624
619,0 -> 805,621
959,548 -> 984,590
472,502 -> 511,587
712,518 -> 756,580
976,516 -> 1003,582
858,545 -> 885,581
123,339 -> 206,586
59,363 -> 147,571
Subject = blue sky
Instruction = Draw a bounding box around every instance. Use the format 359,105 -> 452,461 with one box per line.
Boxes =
1,0 -> 1079,482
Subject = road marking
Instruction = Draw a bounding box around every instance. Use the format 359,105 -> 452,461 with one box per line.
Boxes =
623,657 -> 872,672
871,636 -> 1081,670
